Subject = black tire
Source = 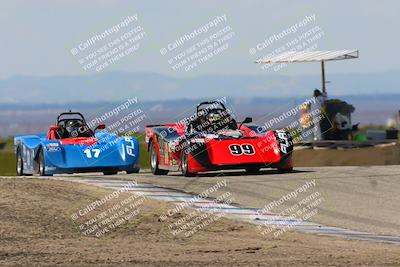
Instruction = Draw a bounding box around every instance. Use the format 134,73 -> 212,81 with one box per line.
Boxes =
126,167 -> 140,174
103,171 -> 118,175
245,167 -> 260,174
38,149 -> 52,176
16,148 -> 23,176
181,144 -> 195,177
276,156 -> 294,173
278,167 -> 293,173
150,141 -> 169,175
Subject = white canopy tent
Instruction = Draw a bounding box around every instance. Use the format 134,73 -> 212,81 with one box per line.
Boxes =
255,50 -> 359,94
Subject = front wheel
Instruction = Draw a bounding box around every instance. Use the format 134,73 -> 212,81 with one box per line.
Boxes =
181,145 -> 196,177
37,149 -> 51,176
150,142 -> 169,175
277,155 -> 293,173
278,167 -> 293,173
245,167 -> 260,174
16,148 -> 23,176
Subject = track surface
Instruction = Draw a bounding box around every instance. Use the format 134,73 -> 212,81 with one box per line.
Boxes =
114,165 -> 400,237
3,177 -> 400,266
4,165 -> 400,239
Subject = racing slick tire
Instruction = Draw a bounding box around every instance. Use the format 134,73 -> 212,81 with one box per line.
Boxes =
181,144 -> 196,177
277,166 -> 293,173
150,141 -> 169,175
276,152 -> 293,173
37,148 -> 52,176
245,167 -> 260,174
126,167 -> 140,174
103,171 -> 118,175
16,148 -> 24,176
276,152 -> 294,173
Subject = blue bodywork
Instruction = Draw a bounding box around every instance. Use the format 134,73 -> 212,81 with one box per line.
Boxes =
14,132 -> 140,175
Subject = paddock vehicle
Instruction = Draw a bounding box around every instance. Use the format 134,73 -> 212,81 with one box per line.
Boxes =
145,101 -> 293,176
15,111 -> 139,176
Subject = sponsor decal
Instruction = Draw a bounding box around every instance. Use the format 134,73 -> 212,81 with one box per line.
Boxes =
46,143 -> 60,152
276,131 -> 290,154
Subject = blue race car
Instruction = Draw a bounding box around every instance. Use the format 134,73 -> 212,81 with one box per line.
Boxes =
14,111 -> 140,176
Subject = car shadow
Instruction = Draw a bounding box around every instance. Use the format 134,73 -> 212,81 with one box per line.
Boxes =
169,169 -> 314,178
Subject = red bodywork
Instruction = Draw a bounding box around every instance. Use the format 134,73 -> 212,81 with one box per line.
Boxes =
145,123 -> 292,174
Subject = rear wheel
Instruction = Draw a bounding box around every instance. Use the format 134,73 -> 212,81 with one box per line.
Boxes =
150,142 -> 169,175
181,145 -> 195,177
126,167 -> 140,174
16,148 -> 23,176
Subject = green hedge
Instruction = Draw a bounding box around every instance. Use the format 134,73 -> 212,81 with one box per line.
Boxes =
0,153 -> 15,176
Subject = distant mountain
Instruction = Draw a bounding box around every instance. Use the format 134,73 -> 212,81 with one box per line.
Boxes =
1,71 -> 399,137
0,71 -> 399,103
1,95 -> 400,137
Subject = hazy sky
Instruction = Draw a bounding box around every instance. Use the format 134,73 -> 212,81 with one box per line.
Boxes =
0,0 -> 399,79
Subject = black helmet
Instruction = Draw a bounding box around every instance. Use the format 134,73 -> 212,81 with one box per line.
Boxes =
65,120 -> 84,137
207,110 -> 223,127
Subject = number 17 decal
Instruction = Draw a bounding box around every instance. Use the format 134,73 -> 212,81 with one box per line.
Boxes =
84,148 -> 101,158
229,144 -> 255,155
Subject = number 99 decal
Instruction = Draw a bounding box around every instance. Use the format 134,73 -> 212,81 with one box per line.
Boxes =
229,144 -> 255,156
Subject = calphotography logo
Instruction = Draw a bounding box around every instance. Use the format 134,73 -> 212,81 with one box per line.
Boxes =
255,179 -> 325,238
70,14 -> 147,72
250,14 -> 325,72
160,14 -> 235,72
70,181 -> 146,237
158,179 -> 235,237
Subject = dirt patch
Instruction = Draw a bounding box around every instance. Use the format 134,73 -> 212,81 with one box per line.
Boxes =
294,144 -> 400,166
0,178 -> 399,266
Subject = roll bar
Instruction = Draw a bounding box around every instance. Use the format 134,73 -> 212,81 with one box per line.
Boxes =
196,101 -> 226,113
56,111 -> 86,125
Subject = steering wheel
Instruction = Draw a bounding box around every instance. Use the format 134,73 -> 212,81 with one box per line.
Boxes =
59,119 -> 91,138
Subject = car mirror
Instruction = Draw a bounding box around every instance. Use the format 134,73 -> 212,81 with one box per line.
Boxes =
94,124 -> 106,132
242,117 -> 253,124
49,125 -> 61,131
239,117 -> 253,129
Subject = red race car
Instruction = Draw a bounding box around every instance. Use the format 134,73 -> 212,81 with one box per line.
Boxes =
145,101 -> 293,176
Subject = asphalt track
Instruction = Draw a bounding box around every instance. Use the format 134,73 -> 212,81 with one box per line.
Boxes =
4,165 -> 400,243
128,166 -> 400,237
